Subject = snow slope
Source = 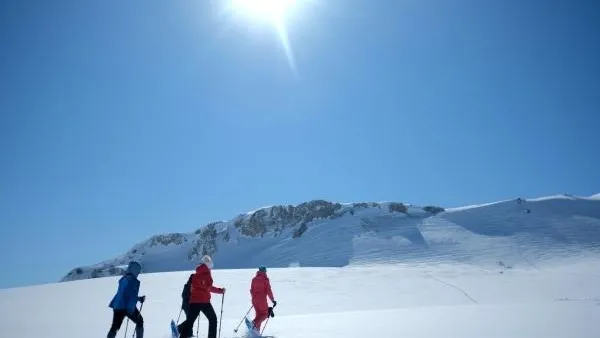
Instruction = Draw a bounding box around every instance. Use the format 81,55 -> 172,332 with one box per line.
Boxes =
62,194 -> 600,282
4,193 -> 600,338
2,262 -> 600,338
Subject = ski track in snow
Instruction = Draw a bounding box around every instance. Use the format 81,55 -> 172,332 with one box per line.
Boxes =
425,274 -> 479,304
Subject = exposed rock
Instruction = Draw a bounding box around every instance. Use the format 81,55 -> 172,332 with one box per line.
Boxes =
85,265 -> 126,279
423,205 -> 445,215
188,223 -> 218,261
298,200 -> 342,219
245,209 -> 270,237
222,230 -> 231,242
196,222 -> 223,235
234,216 -> 244,229
235,200 -> 343,237
148,233 -> 187,247
293,222 -> 308,238
352,203 -> 370,209
62,267 -> 84,280
108,266 -> 119,275
389,202 -> 408,213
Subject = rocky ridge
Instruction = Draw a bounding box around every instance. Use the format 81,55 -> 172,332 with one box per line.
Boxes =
61,199 -> 444,281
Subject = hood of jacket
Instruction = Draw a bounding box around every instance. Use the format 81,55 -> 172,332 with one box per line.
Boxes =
255,271 -> 268,279
196,263 -> 210,275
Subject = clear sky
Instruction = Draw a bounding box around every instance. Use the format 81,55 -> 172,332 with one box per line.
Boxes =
1,0 -> 599,289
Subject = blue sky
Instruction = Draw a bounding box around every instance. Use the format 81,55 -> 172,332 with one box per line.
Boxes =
1,0 -> 599,289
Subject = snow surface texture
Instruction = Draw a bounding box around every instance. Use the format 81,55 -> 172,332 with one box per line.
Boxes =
2,263 -> 600,338
62,194 -> 600,282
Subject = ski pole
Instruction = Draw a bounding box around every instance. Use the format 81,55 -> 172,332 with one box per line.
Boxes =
132,302 -> 144,338
176,308 -> 182,324
233,306 -> 253,333
196,315 -> 200,337
218,293 -> 225,338
261,303 -> 276,336
260,317 -> 270,336
124,319 -> 130,338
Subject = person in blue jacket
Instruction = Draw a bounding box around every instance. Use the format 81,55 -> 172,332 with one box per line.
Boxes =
107,261 -> 146,338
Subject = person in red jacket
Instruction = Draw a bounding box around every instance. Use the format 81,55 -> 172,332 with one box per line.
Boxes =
177,255 -> 225,338
249,265 -> 276,332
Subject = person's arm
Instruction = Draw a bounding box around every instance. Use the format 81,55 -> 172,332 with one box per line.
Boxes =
211,286 -> 224,293
210,284 -> 225,294
123,277 -> 139,313
265,279 -> 275,303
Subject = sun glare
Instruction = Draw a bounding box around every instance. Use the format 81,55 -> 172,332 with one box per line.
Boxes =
225,0 -> 301,72
230,0 -> 297,22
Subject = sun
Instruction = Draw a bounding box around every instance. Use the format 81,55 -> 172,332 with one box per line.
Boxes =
224,0 -> 300,72
229,0 -> 297,23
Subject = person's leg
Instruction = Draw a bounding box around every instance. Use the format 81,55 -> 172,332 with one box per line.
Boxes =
107,310 -> 126,338
251,300 -> 259,327
198,303 -> 218,338
253,311 -> 268,332
252,300 -> 269,331
182,305 -> 189,319
126,309 -> 144,338
178,304 -> 201,338
181,305 -> 193,337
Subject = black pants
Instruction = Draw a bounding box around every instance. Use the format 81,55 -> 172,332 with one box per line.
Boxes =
180,305 -> 192,337
107,309 -> 144,338
182,303 -> 191,319
178,303 -> 217,338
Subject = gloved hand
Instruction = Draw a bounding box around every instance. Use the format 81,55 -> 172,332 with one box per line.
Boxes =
272,300 -> 277,307
268,307 -> 275,318
220,287 -> 226,294
138,295 -> 146,303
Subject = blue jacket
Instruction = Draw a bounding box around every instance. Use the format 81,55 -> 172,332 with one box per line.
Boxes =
109,273 -> 140,313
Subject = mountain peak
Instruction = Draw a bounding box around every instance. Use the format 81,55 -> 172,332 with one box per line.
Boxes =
60,195 -> 600,283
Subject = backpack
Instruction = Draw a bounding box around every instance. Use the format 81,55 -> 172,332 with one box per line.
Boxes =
181,274 -> 193,302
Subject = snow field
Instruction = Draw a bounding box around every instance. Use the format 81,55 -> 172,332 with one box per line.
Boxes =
2,261 -> 600,338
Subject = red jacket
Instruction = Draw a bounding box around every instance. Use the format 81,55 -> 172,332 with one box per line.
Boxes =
189,264 -> 224,303
250,271 -> 274,303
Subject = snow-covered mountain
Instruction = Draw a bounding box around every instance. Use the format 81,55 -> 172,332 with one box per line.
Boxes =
8,193 -> 600,338
61,194 -> 600,282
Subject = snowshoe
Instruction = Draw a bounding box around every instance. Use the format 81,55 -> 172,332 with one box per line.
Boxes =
244,317 -> 261,337
170,319 -> 179,338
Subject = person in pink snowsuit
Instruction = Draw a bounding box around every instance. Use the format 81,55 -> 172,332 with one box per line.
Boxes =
250,266 -> 276,331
